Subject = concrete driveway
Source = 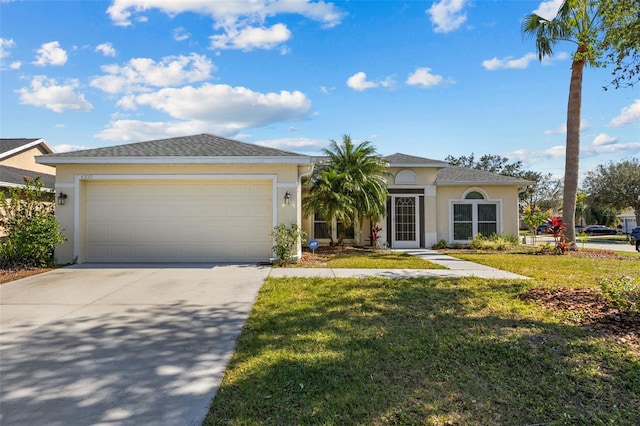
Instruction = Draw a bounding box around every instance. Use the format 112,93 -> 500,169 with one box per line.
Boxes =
0,263 -> 270,426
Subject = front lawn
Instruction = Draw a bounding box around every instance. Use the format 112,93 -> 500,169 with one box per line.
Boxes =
205,254 -> 639,425
295,246 -> 446,269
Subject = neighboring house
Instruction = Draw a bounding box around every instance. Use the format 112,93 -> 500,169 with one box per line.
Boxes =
618,209 -> 637,233
1,138 -> 56,191
37,134 -> 531,264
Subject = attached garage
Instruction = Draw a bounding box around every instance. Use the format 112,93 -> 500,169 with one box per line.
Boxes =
84,179 -> 273,262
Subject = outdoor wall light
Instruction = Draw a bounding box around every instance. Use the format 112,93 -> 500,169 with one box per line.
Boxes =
57,192 -> 68,206
284,191 -> 291,205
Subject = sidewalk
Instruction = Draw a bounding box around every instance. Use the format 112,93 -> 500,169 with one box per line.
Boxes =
268,249 -> 529,280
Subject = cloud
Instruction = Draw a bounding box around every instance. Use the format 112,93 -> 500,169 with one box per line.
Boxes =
53,144 -> 90,153
609,99 -> 640,127
541,51 -> 569,65
427,0 -> 468,33
255,137 -> 329,152
592,133 -> 617,146
211,23 -> 291,51
96,83 -> 312,141
17,75 -> 93,113
90,53 -> 215,94
482,53 -> 537,70
95,42 -> 117,57
9,61 -> 21,70
346,72 -> 395,91
533,0 -> 564,20
173,27 -> 190,41
544,119 -> 589,135
33,41 -> 68,66
406,67 -> 452,87
0,37 -> 15,58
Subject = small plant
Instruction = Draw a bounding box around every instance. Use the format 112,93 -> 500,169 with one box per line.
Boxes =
468,234 -> 486,250
596,275 -> 639,315
548,216 -> 568,255
522,204 -> 550,245
270,223 -> 307,266
578,231 -> 588,249
369,224 -> 383,248
431,239 -> 448,250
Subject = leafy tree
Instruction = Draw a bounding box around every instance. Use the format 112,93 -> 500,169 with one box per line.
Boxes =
523,173 -> 564,213
0,176 -> 65,267
444,153 -> 525,177
523,0 -> 638,246
583,158 -> 640,225
303,135 -> 388,245
599,0 -> 640,89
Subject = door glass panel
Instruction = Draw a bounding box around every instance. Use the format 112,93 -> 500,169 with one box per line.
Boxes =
395,197 -> 415,241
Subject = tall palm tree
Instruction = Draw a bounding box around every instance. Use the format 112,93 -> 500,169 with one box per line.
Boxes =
522,0 -> 601,247
303,135 -> 388,245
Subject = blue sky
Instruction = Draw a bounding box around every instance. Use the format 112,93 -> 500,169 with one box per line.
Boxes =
1,0 -> 638,179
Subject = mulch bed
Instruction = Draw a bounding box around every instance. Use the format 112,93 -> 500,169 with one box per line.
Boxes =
298,245 -> 374,268
0,267 -> 53,284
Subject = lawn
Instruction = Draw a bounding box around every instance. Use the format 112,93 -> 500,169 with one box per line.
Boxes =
295,247 -> 447,269
205,253 -> 640,425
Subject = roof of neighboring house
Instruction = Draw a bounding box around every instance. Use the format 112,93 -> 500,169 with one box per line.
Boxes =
437,166 -> 534,186
384,153 -> 450,168
0,165 -> 55,189
37,134 -> 310,165
0,138 -> 53,159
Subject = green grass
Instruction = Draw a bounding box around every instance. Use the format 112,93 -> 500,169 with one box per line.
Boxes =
205,255 -> 640,425
326,250 -> 447,269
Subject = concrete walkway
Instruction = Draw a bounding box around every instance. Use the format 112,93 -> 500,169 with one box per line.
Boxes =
269,249 -> 529,280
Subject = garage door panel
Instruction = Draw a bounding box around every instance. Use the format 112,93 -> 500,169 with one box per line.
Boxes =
85,180 -> 273,262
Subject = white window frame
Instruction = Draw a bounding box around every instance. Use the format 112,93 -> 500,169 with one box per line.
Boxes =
312,214 -> 356,243
449,188 -> 503,242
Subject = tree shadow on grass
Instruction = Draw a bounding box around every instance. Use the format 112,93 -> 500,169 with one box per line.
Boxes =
1,301 -> 250,426
206,277 -> 640,425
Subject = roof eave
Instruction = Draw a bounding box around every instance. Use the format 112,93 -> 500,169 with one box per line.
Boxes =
36,156 -> 311,166
1,138 -> 53,159
387,163 -> 449,168
437,180 -> 535,186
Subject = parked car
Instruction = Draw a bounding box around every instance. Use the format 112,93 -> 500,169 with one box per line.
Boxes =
536,224 -> 550,235
630,227 -> 640,244
584,225 -> 617,236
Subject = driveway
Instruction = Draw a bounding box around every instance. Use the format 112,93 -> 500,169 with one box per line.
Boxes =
0,264 -> 270,426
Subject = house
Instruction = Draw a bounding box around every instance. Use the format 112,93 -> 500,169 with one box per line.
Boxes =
1,138 -> 56,191
618,209 -> 638,233
36,134 -> 531,264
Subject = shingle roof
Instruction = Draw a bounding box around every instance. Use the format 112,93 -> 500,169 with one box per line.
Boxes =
384,153 -> 450,168
0,165 -> 55,189
437,166 -> 534,186
40,134 -> 307,159
0,138 -> 51,157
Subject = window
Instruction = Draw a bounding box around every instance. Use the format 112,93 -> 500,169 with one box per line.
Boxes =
313,213 -> 355,240
452,191 -> 498,240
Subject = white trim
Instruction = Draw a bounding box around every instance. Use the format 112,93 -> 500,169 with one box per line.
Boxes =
37,156 -> 310,165
448,191 -> 503,242
1,138 -> 52,160
72,173 -> 278,263
387,162 -> 448,168
277,182 -> 298,188
391,195 -> 420,249
0,181 -> 53,191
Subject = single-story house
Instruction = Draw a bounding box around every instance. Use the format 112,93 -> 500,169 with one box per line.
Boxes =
618,209 -> 638,233
36,134 -> 531,264
1,138 -> 56,191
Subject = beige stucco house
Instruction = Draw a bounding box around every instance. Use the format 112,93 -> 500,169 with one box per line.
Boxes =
37,134 -> 531,264
1,138 -> 55,190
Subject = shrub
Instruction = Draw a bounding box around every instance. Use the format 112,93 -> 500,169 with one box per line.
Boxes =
270,223 -> 307,266
597,275 -> 639,315
468,234 -> 486,250
0,176 -> 65,268
431,239 -> 448,250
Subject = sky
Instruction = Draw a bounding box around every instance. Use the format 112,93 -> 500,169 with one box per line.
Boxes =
1,0 -> 638,180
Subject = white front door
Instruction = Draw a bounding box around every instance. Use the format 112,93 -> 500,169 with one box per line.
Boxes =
392,195 -> 420,248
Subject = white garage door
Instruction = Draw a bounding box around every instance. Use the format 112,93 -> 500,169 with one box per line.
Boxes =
85,180 -> 273,262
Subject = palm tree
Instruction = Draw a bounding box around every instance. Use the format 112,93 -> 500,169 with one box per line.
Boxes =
303,135 -> 388,245
522,0 -> 601,247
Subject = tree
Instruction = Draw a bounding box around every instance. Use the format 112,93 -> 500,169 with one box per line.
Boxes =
599,0 -> 640,89
583,158 -> 640,225
522,172 -> 564,213
444,153 -> 525,177
523,0 -> 638,247
303,135 -> 388,245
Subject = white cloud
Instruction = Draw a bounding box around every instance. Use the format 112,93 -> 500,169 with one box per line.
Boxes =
211,23 -> 291,51
17,75 -> 93,113
0,38 -> 15,58
533,0 -> 564,21
95,42 -> 117,57
96,83 -> 312,141
406,67 -> 451,87
592,133 -> 617,146
541,51 -> 569,65
544,119 -> 589,135
9,61 -> 21,70
427,0 -> 467,33
53,144 -> 89,153
173,27 -> 190,41
482,53 -> 537,70
609,99 -> 640,127
90,53 -> 214,94
255,137 -> 329,152
33,41 -> 68,66
347,72 -> 378,91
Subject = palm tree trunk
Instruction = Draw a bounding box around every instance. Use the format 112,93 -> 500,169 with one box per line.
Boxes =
562,46 -> 586,248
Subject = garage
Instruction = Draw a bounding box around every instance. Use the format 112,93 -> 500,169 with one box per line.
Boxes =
84,179 -> 273,262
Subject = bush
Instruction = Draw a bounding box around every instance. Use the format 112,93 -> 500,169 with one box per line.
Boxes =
468,233 -> 519,251
597,275 -> 639,315
0,176 -> 65,268
431,239 -> 448,250
270,223 -> 307,266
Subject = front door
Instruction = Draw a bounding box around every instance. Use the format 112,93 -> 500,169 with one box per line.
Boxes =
392,196 -> 420,248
